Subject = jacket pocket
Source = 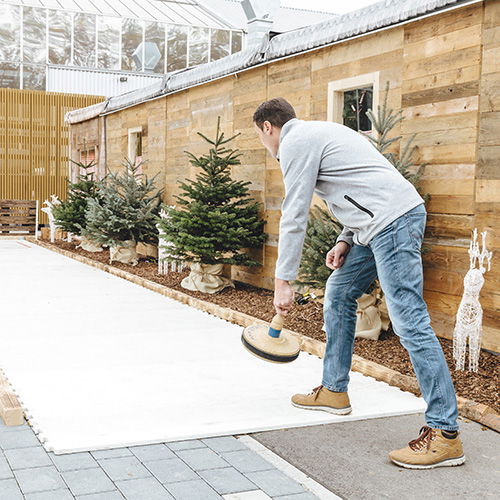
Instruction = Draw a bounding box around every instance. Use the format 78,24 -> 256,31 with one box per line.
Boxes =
344,194 -> 374,218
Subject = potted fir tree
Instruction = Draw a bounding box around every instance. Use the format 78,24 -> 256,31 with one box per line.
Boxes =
52,159 -> 104,252
158,116 -> 267,293
84,160 -> 163,265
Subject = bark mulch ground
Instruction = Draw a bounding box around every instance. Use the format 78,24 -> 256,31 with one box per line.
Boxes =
49,240 -> 499,413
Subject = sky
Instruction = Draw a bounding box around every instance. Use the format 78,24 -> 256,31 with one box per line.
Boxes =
281,0 -> 381,14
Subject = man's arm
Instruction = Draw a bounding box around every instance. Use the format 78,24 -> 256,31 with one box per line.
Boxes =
336,225 -> 354,247
274,143 -> 322,282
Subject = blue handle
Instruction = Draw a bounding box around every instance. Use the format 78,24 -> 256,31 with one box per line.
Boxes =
268,326 -> 281,339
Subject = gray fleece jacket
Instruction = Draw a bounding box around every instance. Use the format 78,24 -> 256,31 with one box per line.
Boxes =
274,118 -> 424,281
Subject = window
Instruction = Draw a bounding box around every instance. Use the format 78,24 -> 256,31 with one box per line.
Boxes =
0,4 -> 21,62
98,16 -> 120,70
74,13 -> 96,67
189,27 -> 209,66
122,18 -> 143,71
23,7 -> 46,64
48,9 -> 72,65
128,127 -> 143,176
145,21 -> 165,73
210,29 -> 230,62
343,87 -> 373,133
79,147 -> 97,179
231,31 -> 243,53
166,25 -> 188,72
327,72 -> 380,137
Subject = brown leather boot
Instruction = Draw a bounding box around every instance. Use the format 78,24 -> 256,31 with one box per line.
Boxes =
389,426 -> 466,469
291,385 -> 351,415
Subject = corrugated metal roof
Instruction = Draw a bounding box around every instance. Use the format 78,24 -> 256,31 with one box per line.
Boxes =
1,0 -> 235,28
66,0 -> 482,124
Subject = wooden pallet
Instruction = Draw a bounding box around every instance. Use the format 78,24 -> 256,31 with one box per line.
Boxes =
0,199 -> 38,235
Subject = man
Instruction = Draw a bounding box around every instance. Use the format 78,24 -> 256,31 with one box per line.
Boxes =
252,97 -> 465,470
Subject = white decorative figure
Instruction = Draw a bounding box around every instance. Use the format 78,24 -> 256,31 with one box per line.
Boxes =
453,229 -> 493,372
41,195 -> 62,243
157,206 -> 187,274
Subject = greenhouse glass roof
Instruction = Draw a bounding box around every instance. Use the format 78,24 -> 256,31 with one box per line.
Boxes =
0,0 -> 234,28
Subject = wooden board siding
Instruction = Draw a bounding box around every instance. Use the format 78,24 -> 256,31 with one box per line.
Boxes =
402,1 -> 499,352
68,1 -> 499,351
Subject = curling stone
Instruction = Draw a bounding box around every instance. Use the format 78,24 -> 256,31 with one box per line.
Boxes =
241,313 -> 300,363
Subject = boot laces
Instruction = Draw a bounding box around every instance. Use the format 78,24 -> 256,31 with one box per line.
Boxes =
308,385 -> 323,400
408,426 -> 436,451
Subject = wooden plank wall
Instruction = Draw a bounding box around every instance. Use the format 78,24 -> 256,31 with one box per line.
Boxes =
68,1 -> 498,350
401,2 -> 499,352
0,89 -> 104,226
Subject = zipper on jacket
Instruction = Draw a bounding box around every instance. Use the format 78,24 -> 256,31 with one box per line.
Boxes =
344,194 -> 374,218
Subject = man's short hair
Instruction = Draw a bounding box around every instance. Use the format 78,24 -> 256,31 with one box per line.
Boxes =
253,97 -> 296,130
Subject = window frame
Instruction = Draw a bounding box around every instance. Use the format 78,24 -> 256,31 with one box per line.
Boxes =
327,71 -> 380,138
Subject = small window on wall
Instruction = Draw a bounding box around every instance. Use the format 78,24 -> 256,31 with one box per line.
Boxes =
343,87 -> 373,133
128,127 -> 143,177
327,72 -> 380,138
79,147 -> 97,179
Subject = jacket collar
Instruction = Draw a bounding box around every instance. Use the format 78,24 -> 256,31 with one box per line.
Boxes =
276,118 -> 299,160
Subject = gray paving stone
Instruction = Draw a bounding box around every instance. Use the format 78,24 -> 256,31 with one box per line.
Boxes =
175,447 -> 229,471
62,467 -> 116,496
202,437 -> 248,453
25,489 -> 75,500
14,464 -> 67,494
0,429 -> 41,449
164,479 -> 222,500
91,448 -> 133,460
144,457 -> 198,484
0,422 -> 28,433
0,477 -> 23,499
115,477 -> 174,499
76,493 -> 125,500
273,493 -> 319,499
0,455 -> 13,479
129,444 -> 176,462
244,470 -> 305,497
220,450 -> 275,473
97,456 -> 152,481
49,451 -> 98,471
198,467 -> 258,495
4,446 -> 52,469
166,439 -> 206,451
75,492 -> 125,500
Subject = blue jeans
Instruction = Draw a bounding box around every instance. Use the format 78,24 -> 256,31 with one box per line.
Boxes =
322,203 -> 459,431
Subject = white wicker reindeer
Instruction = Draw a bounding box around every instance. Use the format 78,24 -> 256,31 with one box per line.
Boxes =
41,195 -> 62,243
156,206 -> 187,274
452,229 -> 493,372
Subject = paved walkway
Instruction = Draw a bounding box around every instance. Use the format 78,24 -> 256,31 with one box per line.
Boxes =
252,413 -> 500,499
0,418 -> 326,499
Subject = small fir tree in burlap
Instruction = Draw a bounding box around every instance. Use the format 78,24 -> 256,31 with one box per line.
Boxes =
83,159 -> 163,247
52,159 -> 102,235
158,116 -> 267,267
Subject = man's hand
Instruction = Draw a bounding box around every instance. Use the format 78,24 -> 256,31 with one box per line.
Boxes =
274,278 -> 294,316
326,241 -> 351,270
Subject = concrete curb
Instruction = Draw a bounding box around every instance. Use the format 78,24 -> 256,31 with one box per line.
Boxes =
19,236 -> 500,434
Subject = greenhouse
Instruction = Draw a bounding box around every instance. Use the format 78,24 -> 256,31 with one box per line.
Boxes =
0,0 -> 243,91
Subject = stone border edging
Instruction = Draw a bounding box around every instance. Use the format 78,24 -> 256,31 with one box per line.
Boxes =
20,236 -> 500,433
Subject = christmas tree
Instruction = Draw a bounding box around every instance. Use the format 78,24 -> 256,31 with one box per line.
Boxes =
295,201 -> 343,289
52,159 -> 102,235
158,116 -> 267,267
83,159 -> 163,247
